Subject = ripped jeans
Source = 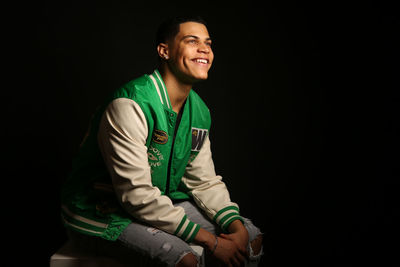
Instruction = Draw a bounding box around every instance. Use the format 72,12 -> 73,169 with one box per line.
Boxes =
67,201 -> 263,266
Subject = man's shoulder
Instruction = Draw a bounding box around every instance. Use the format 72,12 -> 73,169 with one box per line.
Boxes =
112,73 -> 155,102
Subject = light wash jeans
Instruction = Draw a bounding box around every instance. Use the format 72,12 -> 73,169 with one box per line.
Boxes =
67,201 -> 263,266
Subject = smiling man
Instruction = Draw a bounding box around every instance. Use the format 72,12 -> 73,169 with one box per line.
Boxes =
61,16 -> 263,267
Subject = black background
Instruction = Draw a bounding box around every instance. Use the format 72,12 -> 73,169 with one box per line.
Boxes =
3,1 -> 398,266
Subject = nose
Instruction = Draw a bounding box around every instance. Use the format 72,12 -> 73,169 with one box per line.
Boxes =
198,42 -> 210,54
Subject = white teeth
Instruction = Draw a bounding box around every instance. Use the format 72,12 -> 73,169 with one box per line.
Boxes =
195,59 -> 208,64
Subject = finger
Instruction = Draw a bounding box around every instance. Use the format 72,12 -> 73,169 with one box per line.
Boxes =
235,250 -> 246,264
238,245 -> 248,258
231,256 -> 241,267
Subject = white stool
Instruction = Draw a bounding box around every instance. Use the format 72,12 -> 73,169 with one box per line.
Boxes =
50,241 -> 205,267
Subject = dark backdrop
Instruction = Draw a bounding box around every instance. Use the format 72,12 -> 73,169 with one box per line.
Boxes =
4,1 -> 398,266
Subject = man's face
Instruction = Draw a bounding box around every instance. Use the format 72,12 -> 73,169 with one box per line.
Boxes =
167,22 -> 214,84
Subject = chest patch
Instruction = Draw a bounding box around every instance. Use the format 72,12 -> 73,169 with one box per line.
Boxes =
192,127 -> 208,151
152,129 -> 168,144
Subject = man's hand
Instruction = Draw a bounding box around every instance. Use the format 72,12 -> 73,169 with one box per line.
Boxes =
213,236 -> 247,267
193,223 -> 249,267
214,219 -> 250,266
222,220 -> 249,252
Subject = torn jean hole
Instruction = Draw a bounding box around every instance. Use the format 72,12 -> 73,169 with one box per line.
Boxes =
249,242 -> 264,264
175,251 -> 200,267
162,242 -> 172,253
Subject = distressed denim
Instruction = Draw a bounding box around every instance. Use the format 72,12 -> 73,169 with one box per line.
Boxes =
67,201 -> 263,266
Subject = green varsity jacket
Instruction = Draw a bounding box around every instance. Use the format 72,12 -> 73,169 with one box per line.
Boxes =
61,69 -> 242,242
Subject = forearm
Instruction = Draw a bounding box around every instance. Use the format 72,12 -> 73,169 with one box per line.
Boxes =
183,137 -> 243,232
192,227 -> 216,251
228,219 -> 246,234
192,220 -> 248,252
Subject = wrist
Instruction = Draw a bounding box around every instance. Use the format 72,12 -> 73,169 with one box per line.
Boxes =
210,236 -> 218,254
193,228 -> 216,251
227,219 -> 246,233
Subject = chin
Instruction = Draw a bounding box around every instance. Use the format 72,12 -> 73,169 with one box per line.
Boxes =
197,74 -> 208,81
193,71 -> 209,81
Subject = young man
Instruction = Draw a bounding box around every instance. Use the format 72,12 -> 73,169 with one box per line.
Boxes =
61,16 -> 263,266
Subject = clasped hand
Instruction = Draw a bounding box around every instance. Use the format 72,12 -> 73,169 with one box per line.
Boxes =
213,229 -> 249,267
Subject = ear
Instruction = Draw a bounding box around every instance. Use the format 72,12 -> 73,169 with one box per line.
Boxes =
157,43 -> 169,60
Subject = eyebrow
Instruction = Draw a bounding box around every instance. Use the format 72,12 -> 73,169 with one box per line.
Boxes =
182,35 -> 212,41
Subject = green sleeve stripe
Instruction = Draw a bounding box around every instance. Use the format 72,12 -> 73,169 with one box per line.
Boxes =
174,215 -> 187,235
213,206 -> 239,222
180,220 -> 195,241
221,215 -> 244,232
217,210 -> 240,227
186,224 -> 201,243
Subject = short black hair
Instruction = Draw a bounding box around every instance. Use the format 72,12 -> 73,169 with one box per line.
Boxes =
155,15 -> 207,48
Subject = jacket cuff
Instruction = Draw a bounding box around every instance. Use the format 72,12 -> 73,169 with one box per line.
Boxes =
174,215 -> 201,243
213,206 -> 244,232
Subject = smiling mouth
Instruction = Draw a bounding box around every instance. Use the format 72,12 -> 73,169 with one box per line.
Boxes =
192,58 -> 209,64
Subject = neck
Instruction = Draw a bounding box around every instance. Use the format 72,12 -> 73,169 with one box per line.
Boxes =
159,64 -> 192,114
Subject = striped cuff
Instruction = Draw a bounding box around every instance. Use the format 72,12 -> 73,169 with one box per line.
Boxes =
61,205 -> 108,237
213,206 -> 243,232
174,215 -> 201,243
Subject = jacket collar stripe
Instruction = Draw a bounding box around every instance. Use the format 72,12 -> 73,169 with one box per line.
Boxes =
149,74 -> 164,105
154,70 -> 171,109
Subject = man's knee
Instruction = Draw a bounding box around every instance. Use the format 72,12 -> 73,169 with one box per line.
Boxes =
176,252 -> 198,267
251,234 -> 263,255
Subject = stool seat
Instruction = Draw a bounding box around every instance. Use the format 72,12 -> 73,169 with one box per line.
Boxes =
50,241 -> 205,267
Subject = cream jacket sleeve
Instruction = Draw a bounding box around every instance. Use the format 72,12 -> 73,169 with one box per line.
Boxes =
182,135 -> 243,232
97,98 -> 200,242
